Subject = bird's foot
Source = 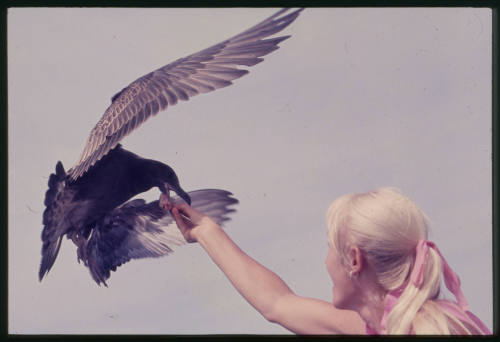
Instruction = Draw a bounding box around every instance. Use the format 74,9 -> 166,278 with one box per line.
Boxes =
74,236 -> 88,265
159,192 -> 173,211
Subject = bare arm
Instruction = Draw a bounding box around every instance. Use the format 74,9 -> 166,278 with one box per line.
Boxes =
171,204 -> 365,334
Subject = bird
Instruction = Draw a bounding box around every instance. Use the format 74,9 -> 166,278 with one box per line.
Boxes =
40,8 -> 302,285
41,145 -> 239,285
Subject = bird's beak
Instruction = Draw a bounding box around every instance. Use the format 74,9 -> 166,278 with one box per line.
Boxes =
164,182 -> 191,205
177,189 -> 191,205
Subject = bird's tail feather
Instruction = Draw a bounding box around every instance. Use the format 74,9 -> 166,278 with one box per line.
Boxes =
43,161 -> 66,226
40,161 -> 67,281
39,236 -> 63,281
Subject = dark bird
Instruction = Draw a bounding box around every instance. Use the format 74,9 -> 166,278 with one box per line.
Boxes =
41,145 -> 239,285
40,8 -> 302,284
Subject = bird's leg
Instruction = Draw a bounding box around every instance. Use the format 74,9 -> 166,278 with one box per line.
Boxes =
76,241 -> 88,265
70,232 -> 88,264
159,189 -> 173,211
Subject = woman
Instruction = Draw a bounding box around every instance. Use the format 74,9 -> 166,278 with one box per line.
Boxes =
170,187 -> 490,335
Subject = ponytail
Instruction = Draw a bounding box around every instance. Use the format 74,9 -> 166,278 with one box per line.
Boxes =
385,247 -> 442,334
384,241 -> 489,334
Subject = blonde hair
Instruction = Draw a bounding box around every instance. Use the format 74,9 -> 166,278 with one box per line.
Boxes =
326,187 -> 484,335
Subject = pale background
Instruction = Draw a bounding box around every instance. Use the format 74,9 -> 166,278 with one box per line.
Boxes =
8,7 -> 492,334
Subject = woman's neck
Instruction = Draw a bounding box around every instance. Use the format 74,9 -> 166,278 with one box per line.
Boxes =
359,301 -> 385,333
354,277 -> 387,333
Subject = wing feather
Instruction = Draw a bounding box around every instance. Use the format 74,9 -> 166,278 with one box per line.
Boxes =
190,73 -> 232,88
206,56 -> 265,67
196,68 -> 248,81
157,93 -> 169,110
163,87 -> 178,106
173,81 -> 199,97
169,83 -> 189,101
180,77 -> 215,94
85,189 -> 239,286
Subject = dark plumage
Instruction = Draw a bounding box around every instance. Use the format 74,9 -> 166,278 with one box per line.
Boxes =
41,145 -> 238,285
40,145 -> 188,281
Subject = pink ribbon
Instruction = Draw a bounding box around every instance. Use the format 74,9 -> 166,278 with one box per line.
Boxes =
378,240 -> 471,334
409,240 -> 469,311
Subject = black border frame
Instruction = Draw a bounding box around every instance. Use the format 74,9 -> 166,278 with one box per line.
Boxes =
1,1 -> 498,340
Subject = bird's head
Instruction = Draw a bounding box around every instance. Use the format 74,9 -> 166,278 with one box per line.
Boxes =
155,164 -> 191,205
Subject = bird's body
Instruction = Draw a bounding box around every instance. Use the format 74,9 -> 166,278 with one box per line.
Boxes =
40,145 -> 191,282
69,145 -> 189,211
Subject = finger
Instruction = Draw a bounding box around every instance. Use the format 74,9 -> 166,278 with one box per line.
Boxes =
171,207 -> 197,243
172,206 -> 195,228
171,207 -> 190,233
175,203 -> 205,223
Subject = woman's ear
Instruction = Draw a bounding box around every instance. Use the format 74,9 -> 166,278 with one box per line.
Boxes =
348,246 -> 363,275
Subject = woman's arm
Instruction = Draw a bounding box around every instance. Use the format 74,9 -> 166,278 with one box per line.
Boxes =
171,204 -> 365,334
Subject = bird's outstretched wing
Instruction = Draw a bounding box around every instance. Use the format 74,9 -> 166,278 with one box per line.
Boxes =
85,189 -> 239,286
68,8 -> 302,181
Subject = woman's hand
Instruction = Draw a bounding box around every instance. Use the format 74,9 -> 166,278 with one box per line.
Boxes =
170,203 -> 220,243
